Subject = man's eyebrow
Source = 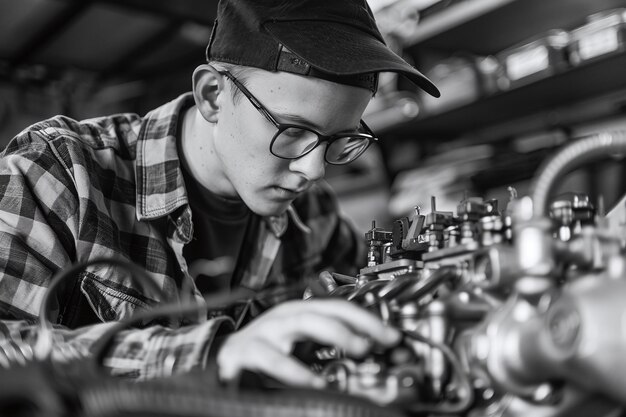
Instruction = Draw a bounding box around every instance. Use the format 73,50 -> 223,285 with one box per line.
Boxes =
278,112 -> 359,134
278,112 -> 324,131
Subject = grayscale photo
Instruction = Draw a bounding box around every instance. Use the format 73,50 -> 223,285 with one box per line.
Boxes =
0,0 -> 625,416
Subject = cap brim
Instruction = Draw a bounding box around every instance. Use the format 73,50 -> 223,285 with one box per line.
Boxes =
265,21 -> 440,98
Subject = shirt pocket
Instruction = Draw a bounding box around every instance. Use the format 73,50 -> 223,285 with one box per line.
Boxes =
79,271 -> 151,322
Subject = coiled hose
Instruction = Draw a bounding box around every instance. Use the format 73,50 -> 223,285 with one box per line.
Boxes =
79,374 -> 405,417
530,130 -> 626,217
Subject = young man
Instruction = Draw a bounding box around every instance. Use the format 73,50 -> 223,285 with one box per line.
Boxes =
0,0 -> 439,387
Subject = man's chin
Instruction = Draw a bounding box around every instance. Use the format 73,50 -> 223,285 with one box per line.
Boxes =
249,200 -> 291,218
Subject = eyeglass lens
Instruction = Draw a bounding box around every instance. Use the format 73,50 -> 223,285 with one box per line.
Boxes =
271,128 -> 370,164
326,136 -> 370,163
271,127 -> 319,157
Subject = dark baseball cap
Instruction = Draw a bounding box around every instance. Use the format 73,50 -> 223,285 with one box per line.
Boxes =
206,0 -> 440,97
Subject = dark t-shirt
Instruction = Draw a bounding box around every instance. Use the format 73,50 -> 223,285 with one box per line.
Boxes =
180,164 -> 251,294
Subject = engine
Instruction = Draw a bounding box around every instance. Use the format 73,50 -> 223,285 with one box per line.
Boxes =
308,131 -> 626,417
1,131 -> 626,417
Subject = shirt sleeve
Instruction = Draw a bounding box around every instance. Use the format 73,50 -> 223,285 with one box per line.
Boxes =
0,130 -> 234,379
308,181 -> 368,276
0,317 -> 234,379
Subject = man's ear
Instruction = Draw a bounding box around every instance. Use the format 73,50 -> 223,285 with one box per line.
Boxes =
192,64 -> 224,124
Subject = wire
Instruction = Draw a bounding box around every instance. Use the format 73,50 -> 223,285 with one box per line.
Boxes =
531,131 -> 626,217
81,377 -> 405,417
402,329 -> 474,415
88,280 -> 310,375
311,277 -> 473,414
394,265 -> 460,305
0,338 -> 33,368
34,256 -> 170,360
347,280 -> 389,302
88,288 -> 250,373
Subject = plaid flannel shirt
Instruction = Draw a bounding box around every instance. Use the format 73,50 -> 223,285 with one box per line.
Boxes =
0,93 -> 366,378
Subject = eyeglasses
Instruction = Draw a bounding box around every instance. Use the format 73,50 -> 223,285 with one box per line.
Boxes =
219,70 -> 377,165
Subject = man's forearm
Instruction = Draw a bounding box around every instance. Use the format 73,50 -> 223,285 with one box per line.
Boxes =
0,317 -> 234,379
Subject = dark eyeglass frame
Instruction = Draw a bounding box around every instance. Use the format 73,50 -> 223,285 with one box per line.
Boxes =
219,70 -> 378,165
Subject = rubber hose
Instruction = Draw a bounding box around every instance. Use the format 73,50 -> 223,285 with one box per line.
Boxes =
530,131 -> 626,217
79,377 -> 406,417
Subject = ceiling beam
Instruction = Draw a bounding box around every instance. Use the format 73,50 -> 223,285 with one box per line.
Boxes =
124,49 -> 203,81
92,0 -> 218,26
9,0 -> 91,67
99,22 -> 185,80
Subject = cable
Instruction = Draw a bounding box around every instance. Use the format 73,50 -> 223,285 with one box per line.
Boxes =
89,280 -> 310,375
80,376 -> 406,417
402,329 -> 474,415
0,338 -> 33,369
394,265 -> 460,305
530,131 -> 626,217
347,280 -> 389,302
34,256 -> 168,360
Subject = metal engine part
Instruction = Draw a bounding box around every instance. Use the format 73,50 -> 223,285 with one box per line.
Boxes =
309,131 -> 626,417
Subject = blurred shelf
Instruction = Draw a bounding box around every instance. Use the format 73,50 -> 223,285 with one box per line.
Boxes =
407,0 -> 626,55
397,51 -> 626,138
406,0 -> 514,50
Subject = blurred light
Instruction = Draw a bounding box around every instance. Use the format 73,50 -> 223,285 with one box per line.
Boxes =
179,22 -> 213,46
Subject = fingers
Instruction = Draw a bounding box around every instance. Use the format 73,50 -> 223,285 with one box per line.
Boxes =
217,335 -> 325,388
286,312 -> 373,357
216,298 -> 401,388
271,299 -> 401,347
247,343 -> 326,388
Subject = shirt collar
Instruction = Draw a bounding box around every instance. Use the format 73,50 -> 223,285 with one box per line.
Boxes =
133,92 -> 311,239
135,93 -> 195,221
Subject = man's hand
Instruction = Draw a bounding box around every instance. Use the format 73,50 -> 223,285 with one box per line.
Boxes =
216,299 -> 401,388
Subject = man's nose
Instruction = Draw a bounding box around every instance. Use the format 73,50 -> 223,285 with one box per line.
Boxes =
288,144 -> 327,182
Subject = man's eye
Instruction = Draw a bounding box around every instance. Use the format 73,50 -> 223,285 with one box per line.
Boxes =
282,127 -> 309,138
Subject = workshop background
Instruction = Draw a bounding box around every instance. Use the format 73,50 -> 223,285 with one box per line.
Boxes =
1,0 -> 625,232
